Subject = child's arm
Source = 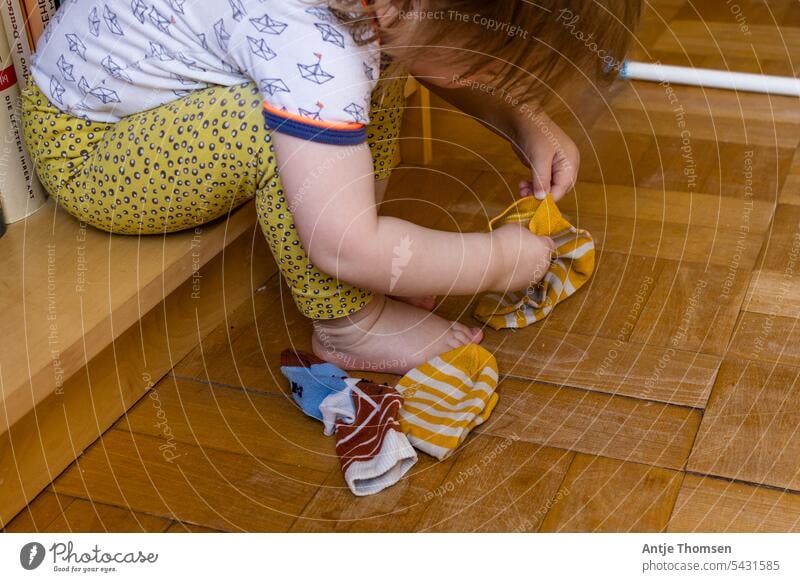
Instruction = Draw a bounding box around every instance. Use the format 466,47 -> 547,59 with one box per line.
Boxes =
272,132 -> 554,297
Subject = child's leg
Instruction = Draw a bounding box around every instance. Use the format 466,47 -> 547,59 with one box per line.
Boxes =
22,79 -> 480,373
21,81 -> 261,234
255,115 -> 483,372
22,79 -> 373,311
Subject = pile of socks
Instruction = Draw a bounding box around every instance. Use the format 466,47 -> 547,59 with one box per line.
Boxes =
278,195 -> 593,495
279,344 -> 500,496
474,194 -> 595,329
280,349 -> 415,496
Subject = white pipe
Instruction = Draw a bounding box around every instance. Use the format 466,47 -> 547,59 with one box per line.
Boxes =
620,61 -> 800,97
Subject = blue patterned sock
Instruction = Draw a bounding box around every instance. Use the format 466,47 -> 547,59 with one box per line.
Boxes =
279,350 -> 348,421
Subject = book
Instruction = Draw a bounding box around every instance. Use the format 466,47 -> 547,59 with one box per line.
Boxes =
0,20 -> 46,224
0,0 -> 33,81
0,196 -> 6,238
22,0 -> 54,48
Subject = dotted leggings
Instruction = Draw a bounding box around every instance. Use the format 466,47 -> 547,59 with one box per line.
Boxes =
21,77 -> 406,320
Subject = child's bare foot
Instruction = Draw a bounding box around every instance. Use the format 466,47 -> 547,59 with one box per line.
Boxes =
392,295 -> 437,311
311,295 -> 482,374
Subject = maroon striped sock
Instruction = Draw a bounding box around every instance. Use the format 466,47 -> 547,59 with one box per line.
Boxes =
334,380 -> 417,496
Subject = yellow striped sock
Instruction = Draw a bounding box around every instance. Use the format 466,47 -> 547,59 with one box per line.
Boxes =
474,194 -> 595,330
395,344 -> 499,460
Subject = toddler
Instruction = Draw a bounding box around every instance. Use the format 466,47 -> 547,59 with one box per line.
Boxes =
22,0 -> 640,373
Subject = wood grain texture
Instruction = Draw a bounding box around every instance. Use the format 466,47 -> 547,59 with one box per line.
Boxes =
174,277 -> 309,395
630,261 -> 751,356
728,311 -> 800,367
476,378 -> 701,470
653,21 -> 800,63
475,174 -> 772,268
43,499 -> 172,533
669,474 -> 800,532
573,131 -> 652,188
52,429 -> 327,532
744,271 -> 800,318
436,299 -> 720,408
539,454 -> 684,532
562,182 -> 775,233
611,82 -> 800,126
700,144 -> 795,203
381,165 -> 490,231
627,0 -> 692,62
593,102 -> 799,152
671,0 -> 800,27
119,377 -> 339,475
413,440 -> 573,533
778,150 -> 800,205
399,98 -> 522,176
541,251 -> 663,340
165,522 -> 221,533
292,440 -> 573,533
3,492 -> 75,533
290,455 -> 452,532
742,206 -> 800,318
688,360 -> 800,490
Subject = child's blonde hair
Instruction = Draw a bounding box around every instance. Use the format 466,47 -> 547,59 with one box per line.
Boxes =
330,0 -> 641,105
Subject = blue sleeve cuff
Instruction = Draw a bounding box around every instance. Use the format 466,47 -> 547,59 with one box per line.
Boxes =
263,109 -> 367,146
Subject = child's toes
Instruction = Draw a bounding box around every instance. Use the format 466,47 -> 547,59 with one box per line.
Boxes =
469,327 -> 484,343
447,334 -> 471,350
448,323 -> 482,348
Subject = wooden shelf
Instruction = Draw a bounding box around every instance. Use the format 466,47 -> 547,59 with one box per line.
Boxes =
0,199 -> 275,524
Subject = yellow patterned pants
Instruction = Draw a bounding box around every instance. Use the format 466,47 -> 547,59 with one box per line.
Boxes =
21,77 -> 406,319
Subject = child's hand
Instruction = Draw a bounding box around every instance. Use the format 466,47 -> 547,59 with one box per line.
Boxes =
490,223 -> 555,292
513,111 -> 580,202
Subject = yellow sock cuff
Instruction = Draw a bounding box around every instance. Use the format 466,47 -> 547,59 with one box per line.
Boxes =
474,194 -> 596,329
396,344 -> 499,460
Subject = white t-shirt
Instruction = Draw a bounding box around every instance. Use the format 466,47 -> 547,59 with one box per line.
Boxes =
31,0 -> 381,145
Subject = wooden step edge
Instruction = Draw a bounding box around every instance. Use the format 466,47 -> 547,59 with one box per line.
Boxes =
0,201 -> 258,434
0,228 -> 276,526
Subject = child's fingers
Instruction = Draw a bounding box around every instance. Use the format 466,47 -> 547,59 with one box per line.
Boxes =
549,177 -> 570,201
550,143 -> 580,201
550,157 -> 578,201
530,154 -> 553,200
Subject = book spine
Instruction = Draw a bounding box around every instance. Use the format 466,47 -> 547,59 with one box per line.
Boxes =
0,19 -> 46,223
22,0 -> 54,49
0,194 -> 6,238
0,0 -> 32,81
